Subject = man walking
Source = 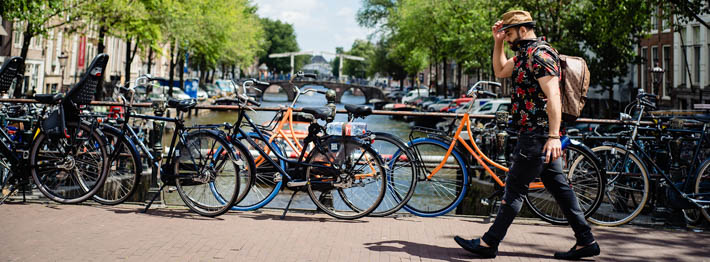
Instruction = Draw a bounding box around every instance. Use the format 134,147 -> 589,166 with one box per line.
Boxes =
454,10 -> 600,260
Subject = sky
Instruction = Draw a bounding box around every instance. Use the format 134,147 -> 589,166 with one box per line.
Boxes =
253,0 -> 374,58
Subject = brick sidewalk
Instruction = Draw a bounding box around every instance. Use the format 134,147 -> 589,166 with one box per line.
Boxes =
0,203 -> 708,261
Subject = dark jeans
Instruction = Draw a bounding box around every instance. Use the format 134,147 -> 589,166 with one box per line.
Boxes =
481,133 -> 595,248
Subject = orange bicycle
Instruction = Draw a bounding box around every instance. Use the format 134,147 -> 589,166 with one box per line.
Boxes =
400,81 -> 605,224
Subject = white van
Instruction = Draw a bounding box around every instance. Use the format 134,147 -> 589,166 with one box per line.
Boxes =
401,88 -> 429,104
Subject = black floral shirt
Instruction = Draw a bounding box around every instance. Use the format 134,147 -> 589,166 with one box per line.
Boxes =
510,38 -> 560,132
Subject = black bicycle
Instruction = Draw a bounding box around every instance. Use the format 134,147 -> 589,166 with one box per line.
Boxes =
1,54 -> 110,204
224,74 -> 387,219
97,75 -> 244,217
589,88 -> 710,226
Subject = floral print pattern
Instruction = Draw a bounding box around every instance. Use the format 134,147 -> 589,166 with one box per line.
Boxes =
510,38 -> 560,132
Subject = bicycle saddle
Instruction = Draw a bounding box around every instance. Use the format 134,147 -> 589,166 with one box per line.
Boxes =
34,93 -> 64,104
344,104 -> 372,118
302,107 -> 331,121
167,98 -> 197,112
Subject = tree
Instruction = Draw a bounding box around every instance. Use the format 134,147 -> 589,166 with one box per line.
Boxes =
343,40 -> 375,78
1,0 -> 89,97
257,18 -> 300,75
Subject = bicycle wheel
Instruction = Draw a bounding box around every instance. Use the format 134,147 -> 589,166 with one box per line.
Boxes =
92,126 -> 141,205
369,132 -> 417,217
695,159 -> 710,224
306,136 -> 387,219
31,122 -> 109,204
524,143 -> 605,225
588,145 -> 650,226
230,132 -> 281,211
404,138 -> 468,217
174,130 -> 241,217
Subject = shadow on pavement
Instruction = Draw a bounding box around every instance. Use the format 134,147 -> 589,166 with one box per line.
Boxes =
96,205 -> 224,221
235,211 -> 368,223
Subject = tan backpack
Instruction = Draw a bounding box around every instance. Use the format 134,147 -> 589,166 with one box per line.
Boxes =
528,44 -> 590,122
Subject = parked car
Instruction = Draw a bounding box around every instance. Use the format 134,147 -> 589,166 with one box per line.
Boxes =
441,97 -> 473,112
201,84 -> 221,98
468,99 -> 511,115
196,89 -> 208,101
427,98 -> 454,112
420,96 -> 444,109
161,86 -> 192,100
402,88 -> 429,104
386,90 -> 405,102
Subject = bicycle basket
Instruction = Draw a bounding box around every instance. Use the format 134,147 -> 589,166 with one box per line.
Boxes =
41,109 -> 64,137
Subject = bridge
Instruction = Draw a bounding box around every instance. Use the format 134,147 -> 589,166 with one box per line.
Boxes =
257,80 -> 389,104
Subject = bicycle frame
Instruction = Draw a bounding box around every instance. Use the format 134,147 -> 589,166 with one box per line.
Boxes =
418,82 -> 545,190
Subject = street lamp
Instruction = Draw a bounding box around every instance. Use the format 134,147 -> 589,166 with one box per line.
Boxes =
57,53 -> 68,93
651,62 -> 664,98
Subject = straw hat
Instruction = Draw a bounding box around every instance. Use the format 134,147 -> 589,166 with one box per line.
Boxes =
498,10 -> 536,32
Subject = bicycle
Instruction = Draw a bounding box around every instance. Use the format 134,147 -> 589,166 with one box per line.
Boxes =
223,74 -> 387,219
97,75 -> 245,217
400,81 -> 605,224
228,76 -> 417,217
589,88 -> 710,226
1,54 -> 110,204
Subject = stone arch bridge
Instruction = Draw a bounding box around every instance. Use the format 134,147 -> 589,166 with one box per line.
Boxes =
256,80 -> 388,104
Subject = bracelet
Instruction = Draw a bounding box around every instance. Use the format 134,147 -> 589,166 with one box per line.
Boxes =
548,135 -> 560,139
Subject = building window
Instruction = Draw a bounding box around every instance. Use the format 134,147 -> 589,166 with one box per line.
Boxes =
681,45 -> 687,86
641,47 -> 648,90
650,7 -> 657,31
663,45 -> 671,96
13,22 -> 22,46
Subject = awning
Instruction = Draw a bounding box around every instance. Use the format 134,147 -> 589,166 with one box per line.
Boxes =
0,26 -> 8,36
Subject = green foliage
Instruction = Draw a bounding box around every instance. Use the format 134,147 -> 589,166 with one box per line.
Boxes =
343,40 -> 375,78
358,0 -> 709,91
258,18 -> 300,74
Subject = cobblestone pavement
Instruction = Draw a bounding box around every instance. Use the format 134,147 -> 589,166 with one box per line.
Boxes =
0,203 -> 708,261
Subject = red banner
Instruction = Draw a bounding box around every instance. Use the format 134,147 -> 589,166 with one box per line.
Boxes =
77,36 -> 86,69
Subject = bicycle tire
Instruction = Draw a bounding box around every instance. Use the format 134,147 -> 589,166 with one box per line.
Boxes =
229,132 -> 280,211
30,121 -> 109,204
403,137 -> 468,217
174,130 -> 241,217
524,143 -> 605,225
588,145 -> 650,226
694,158 -> 710,224
306,136 -> 387,219
369,132 -> 417,217
92,125 -> 142,205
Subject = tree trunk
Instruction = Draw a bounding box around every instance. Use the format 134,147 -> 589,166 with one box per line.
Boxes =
14,23 -> 33,98
147,47 -> 153,74
124,37 -> 132,86
178,50 -> 185,90
443,57 -> 448,98
435,60 -> 441,98
97,25 -> 106,53
231,65 -> 236,79
456,61 -> 463,97
168,42 -> 175,97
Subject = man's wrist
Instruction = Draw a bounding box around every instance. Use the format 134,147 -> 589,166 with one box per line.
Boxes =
548,134 -> 560,139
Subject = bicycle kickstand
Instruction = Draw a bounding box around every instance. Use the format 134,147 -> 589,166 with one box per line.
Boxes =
142,184 -> 167,213
280,190 -> 298,220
